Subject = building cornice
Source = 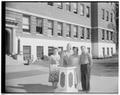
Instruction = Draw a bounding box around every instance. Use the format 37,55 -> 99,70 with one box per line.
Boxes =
92,27 -> 114,32
6,7 -> 91,28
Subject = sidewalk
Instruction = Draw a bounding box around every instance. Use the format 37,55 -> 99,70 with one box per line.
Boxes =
6,64 -> 118,93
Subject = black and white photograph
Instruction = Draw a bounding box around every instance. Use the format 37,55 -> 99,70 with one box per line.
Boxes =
2,1 -> 119,94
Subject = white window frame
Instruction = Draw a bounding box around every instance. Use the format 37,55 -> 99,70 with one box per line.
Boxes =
22,15 -> 30,32
73,3 -> 78,14
57,22 -> 63,36
80,4 -> 84,16
66,24 -> 71,37
48,20 -> 53,36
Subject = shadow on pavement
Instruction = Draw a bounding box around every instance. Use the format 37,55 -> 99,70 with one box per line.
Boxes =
6,70 -> 46,80
6,84 -> 54,93
91,63 -> 118,77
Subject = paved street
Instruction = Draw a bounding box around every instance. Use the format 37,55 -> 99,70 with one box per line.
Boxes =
5,55 -> 118,93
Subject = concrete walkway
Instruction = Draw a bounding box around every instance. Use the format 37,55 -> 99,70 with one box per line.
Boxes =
6,64 -> 118,94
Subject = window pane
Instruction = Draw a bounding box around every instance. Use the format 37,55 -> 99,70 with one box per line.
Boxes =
22,25 -> 29,29
23,46 -> 31,60
107,30 -> 109,40
47,29 -> 52,36
66,2 -> 71,11
36,27 -> 42,34
107,48 -> 109,55
106,11 -> 109,21
103,47 -> 105,57
81,27 -> 84,39
102,29 -> 105,40
48,2 -> 53,6
48,20 -> 53,28
111,13 -> 113,22
57,2 -> 62,9
48,47 -> 54,56
22,15 -> 30,32
102,9 -> 105,20
37,46 -> 44,59
73,3 -> 77,13
58,22 -> 62,36
111,48 -> 113,55
36,18 -> 43,27
23,16 -> 29,25
111,32 -> 113,40
48,20 -> 53,36
86,6 -> 90,17
87,28 -> 90,39
80,4 -> 84,15
73,26 -> 78,37
66,24 -> 71,37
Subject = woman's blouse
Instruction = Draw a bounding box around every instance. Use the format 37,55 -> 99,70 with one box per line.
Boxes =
49,54 -> 60,70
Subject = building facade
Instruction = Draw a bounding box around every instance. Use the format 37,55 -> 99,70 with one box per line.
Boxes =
5,2 -> 116,63
91,2 -> 116,58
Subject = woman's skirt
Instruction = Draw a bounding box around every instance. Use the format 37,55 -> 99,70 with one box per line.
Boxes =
75,67 -> 82,89
48,69 -> 59,82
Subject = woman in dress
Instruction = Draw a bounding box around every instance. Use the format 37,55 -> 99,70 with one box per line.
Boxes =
48,48 -> 60,88
71,47 -> 81,90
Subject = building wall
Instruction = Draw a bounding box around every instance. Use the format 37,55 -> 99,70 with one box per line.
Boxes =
19,36 -> 91,61
91,2 -> 116,58
6,2 -> 91,27
6,2 -> 92,61
92,42 -> 116,58
5,2 -> 117,61
98,3 -> 115,29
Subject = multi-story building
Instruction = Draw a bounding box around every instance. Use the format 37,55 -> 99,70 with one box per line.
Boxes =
5,2 -> 116,63
91,2 -> 116,58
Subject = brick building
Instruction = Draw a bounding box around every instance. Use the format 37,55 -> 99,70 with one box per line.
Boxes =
5,2 -> 116,63
91,2 -> 116,58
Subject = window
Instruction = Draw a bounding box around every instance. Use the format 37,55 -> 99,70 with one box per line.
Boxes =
102,47 -> 105,57
111,13 -> 113,22
102,9 -> 105,20
73,25 -> 78,38
23,46 -> 31,60
102,29 -> 105,40
66,2 -> 71,11
56,2 -> 63,9
22,15 -> 30,32
111,48 -> 113,55
81,27 -> 84,39
37,46 -> 44,59
18,39 -> 20,54
48,2 -> 53,6
80,4 -> 84,16
36,18 -> 43,34
73,3 -> 78,14
107,48 -> 109,56
87,28 -> 90,39
87,47 -> 90,53
57,22 -> 63,36
48,20 -> 53,36
66,24 -> 71,37
111,32 -> 113,40
106,11 -> 109,21
48,47 -> 54,56
86,6 -> 90,17
107,30 -> 109,40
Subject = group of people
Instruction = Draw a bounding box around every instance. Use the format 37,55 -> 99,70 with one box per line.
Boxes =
48,43 -> 93,93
